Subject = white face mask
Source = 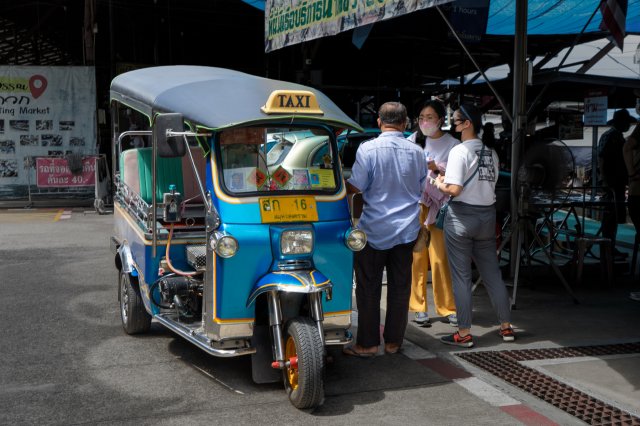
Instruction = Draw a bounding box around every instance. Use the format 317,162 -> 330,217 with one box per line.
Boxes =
419,122 -> 439,137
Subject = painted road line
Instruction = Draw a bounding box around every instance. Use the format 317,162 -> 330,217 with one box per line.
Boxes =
59,210 -> 72,220
0,209 -> 62,223
500,405 -> 560,426
455,376 -> 521,407
401,339 -> 436,360
418,357 -> 558,425
351,310 -> 559,424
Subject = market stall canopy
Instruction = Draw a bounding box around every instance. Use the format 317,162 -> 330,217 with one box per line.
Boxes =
248,0 -> 639,112
485,0 -> 639,35
248,0 -> 640,43
249,0 -> 640,51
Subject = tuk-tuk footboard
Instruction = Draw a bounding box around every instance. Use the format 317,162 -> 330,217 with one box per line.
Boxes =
323,329 -> 353,345
154,314 -> 255,357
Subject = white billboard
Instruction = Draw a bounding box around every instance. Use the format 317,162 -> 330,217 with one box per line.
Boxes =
0,66 -> 96,195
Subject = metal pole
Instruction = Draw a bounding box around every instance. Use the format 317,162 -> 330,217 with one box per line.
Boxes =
109,0 -> 114,79
592,126 -> 599,197
26,160 -> 32,208
510,0 -> 528,275
152,124 -> 157,257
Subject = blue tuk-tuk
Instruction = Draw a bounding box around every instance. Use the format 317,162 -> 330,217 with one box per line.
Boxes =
110,66 -> 366,409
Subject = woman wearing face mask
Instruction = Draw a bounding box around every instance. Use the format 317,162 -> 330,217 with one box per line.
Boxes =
434,103 -> 515,347
408,99 -> 459,328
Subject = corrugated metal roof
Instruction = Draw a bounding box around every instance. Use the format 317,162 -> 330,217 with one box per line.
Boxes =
0,16 -> 73,65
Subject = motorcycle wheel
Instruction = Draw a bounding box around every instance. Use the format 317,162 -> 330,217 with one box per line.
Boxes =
283,317 -> 325,409
119,270 -> 151,334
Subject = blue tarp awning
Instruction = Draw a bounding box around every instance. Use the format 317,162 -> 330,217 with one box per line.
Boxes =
245,0 -> 640,35
486,0 -> 640,35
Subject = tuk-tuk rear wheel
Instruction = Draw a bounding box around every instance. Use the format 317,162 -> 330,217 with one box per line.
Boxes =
283,317 -> 324,409
119,270 -> 151,335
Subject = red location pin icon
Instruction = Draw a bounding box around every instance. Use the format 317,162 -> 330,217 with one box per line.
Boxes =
29,75 -> 48,99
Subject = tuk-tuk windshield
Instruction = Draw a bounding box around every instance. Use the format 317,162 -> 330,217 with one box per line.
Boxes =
219,126 -> 340,194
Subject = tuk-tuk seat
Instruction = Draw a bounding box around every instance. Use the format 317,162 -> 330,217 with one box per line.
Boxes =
120,147 -> 206,205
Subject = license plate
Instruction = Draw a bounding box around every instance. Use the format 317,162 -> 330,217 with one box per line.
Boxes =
259,196 -> 318,223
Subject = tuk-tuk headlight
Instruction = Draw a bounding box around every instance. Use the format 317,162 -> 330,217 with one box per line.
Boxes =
281,230 -> 313,254
210,232 -> 238,258
345,228 -> 367,251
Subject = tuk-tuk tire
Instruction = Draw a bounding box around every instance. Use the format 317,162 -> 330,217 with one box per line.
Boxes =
119,270 -> 151,335
283,317 -> 325,409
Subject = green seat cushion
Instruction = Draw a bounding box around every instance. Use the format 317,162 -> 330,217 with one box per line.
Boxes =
136,148 -> 185,204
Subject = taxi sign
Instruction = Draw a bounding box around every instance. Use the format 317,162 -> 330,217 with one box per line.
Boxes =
259,196 -> 318,223
261,90 -> 324,115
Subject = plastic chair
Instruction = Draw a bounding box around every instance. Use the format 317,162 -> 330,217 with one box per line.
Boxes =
573,235 -> 613,286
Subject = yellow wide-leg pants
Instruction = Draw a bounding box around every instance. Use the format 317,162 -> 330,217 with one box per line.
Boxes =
410,204 -> 457,316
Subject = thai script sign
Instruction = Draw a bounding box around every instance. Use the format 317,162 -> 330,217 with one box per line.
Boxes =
448,0 -> 490,44
584,90 -> 608,126
36,157 -> 96,188
265,0 -> 452,52
0,66 -> 96,194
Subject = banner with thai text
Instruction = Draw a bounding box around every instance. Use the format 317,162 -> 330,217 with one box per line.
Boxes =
265,0 -> 452,52
448,0 -> 490,44
36,157 -> 96,188
0,66 -> 96,196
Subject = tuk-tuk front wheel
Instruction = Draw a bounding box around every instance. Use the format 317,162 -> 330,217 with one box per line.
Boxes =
119,270 -> 151,334
283,317 -> 324,409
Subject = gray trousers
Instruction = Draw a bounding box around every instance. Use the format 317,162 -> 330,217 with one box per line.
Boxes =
443,201 -> 511,330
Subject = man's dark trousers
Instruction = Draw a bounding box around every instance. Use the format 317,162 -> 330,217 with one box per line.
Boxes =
354,240 -> 415,348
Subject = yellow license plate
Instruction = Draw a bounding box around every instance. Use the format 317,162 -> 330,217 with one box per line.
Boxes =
259,196 -> 318,223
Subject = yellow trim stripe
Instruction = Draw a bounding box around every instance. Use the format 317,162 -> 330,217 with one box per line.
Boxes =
53,209 -> 64,222
324,310 -> 352,317
213,250 -> 217,320
270,270 -> 330,287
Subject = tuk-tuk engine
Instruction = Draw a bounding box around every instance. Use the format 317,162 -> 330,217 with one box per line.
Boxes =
158,275 -> 202,320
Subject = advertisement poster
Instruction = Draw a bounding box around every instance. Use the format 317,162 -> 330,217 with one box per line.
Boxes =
0,66 -> 96,196
265,0 -> 452,52
558,112 -> 584,140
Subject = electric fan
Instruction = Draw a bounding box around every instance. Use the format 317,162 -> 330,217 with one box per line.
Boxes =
516,138 -> 576,213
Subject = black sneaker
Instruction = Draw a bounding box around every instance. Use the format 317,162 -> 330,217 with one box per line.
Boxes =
440,331 -> 474,348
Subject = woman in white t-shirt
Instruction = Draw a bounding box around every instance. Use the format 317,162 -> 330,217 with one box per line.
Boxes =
408,100 -> 459,328
433,103 -> 515,348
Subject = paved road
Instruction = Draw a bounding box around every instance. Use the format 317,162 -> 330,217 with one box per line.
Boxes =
2,207 -> 636,425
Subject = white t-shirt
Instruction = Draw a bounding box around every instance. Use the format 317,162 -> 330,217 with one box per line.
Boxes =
409,132 -> 459,165
444,138 -> 499,206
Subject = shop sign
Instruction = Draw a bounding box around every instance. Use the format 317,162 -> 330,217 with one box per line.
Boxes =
36,156 -> 96,188
584,90 -> 608,126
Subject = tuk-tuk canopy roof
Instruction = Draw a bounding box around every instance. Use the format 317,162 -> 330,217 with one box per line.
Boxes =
110,66 -> 363,132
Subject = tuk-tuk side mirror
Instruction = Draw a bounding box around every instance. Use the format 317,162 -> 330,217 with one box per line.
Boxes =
154,113 -> 186,158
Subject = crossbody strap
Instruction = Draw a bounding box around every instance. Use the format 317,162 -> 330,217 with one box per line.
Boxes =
446,144 -> 485,203
463,144 -> 485,186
